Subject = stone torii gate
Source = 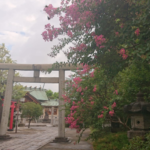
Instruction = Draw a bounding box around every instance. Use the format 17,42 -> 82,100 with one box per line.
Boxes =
0,63 -> 82,141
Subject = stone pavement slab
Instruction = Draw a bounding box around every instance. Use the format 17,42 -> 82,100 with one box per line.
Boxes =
0,126 -> 58,150
38,128 -> 93,150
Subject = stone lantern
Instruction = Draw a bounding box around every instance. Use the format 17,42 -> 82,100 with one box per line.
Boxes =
124,92 -> 150,139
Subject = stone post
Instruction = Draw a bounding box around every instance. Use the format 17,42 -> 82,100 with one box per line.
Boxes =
58,69 -> 65,137
53,69 -> 69,142
0,69 -> 14,139
51,107 -> 54,126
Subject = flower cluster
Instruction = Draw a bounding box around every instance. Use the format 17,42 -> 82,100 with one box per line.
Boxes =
115,32 -> 119,36
93,85 -> 97,92
114,90 -> 118,95
71,43 -> 87,52
109,110 -> 114,116
94,35 -> 106,48
76,86 -> 82,92
73,77 -> 82,84
41,24 -> 62,41
111,102 -> 116,109
70,105 -> 79,111
80,64 -> 90,74
119,48 -> 128,60
90,71 -> 94,77
62,94 -> 71,103
135,28 -> 140,36
98,114 -> 103,118
67,31 -> 73,37
44,4 -> 57,19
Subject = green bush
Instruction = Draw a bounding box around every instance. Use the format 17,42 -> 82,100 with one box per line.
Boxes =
122,133 -> 150,150
93,132 -> 129,150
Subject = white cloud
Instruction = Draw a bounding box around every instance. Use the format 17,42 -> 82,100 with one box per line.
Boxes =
26,15 -> 36,22
0,0 -> 73,92
6,2 -> 16,9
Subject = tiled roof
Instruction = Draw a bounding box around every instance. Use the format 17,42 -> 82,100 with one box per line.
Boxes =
29,90 -> 48,101
41,99 -> 59,106
23,86 -> 48,101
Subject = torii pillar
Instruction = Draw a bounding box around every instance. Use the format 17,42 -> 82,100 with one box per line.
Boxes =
53,69 -> 69,142
0,69 -> 14,139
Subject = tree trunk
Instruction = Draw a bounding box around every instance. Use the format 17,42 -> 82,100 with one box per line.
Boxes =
28,119 -> 32,128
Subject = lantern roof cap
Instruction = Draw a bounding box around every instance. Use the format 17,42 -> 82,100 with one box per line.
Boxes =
124,92 -> 150,114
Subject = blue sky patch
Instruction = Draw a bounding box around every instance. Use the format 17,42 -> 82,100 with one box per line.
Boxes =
19,32 -> 26,35
0,32 -> 5,35
6,44 -> 13,51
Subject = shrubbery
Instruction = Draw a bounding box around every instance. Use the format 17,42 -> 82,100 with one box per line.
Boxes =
122,133 -> 150,150
93,132 -> 129,150
93,133 -> 150,150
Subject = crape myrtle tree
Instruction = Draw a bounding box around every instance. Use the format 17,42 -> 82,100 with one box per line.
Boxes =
64,62 -> 150,141
42,0 -> 150,75
64,65 -> 118,141
42,0 -> 150,141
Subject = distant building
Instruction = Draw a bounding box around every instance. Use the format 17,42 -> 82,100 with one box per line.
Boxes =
23,86 -> 59,123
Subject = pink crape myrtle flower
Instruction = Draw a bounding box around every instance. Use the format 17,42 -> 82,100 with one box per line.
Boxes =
100,45 -> 105,49
115,32 -> 119,36
94,35 -> 106,48
67,30 -> 73,37
41,31 -> 48,41
81,98 -> 84,102
80,64 -> 90,74
72,43 -> 87,52
135,28 -> 140,36
73,77 -> 82,84
98,114 -> 103,118
114,90 -> 118,95
84,86 -> 88,90
76,87 -> 82,92
122,54 -> 128,60
73,101 -> 76,105
119,48 -> 125,55
109,110 -> 114,116
45,23 -> 51,29
90,71 -> 94,77
103,106 -> 108,109
93,85 -> 97,92
91,101 -> 94,105
70,106 -> 79,111
111,102 -> 116,109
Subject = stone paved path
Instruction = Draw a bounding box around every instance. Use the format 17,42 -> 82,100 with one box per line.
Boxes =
0,126 -> 58,150
38,128 -> 93,150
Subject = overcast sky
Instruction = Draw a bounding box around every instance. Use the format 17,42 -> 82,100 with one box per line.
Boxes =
0,0 -> 72,92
